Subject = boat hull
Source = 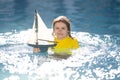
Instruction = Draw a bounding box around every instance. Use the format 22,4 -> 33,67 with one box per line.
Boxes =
28,44 -> 55,52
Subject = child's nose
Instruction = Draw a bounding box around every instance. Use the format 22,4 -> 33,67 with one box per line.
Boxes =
58,29 -> 62,31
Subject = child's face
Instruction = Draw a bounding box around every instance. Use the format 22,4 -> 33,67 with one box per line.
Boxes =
54,22 -> 69,39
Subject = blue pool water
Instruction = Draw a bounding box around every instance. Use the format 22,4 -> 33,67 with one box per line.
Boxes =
0,0 -> 120,80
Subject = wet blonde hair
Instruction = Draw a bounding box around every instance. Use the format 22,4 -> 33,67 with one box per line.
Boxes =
52,16 -> 72,38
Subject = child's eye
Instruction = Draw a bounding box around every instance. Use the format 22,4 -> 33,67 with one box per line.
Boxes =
56,27 -> 59,29
62,27 -> 65,30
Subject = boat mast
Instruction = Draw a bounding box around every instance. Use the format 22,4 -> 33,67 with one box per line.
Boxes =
35,10 -> 38,45
32,10 -> 40,53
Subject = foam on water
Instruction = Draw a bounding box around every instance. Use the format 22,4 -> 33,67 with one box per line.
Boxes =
0,30 -> 120,80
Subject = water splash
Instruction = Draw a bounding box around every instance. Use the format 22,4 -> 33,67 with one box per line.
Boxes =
0,30 -> 120,80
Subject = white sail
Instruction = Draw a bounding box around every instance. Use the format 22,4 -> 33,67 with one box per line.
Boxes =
28,10 -> 54,45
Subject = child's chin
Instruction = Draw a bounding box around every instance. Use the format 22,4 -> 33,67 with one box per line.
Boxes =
57,36 -> 66,39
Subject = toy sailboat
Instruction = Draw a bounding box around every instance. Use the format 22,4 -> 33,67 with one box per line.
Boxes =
28,10 -> 55,52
